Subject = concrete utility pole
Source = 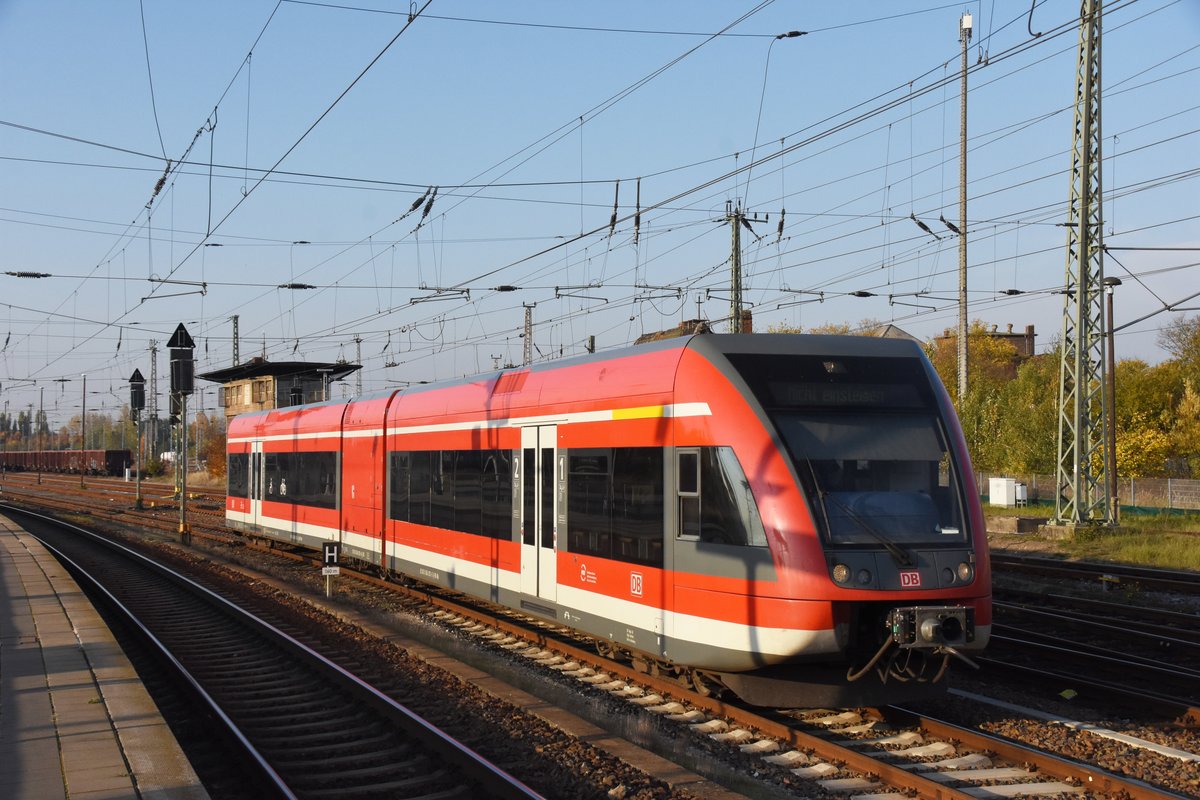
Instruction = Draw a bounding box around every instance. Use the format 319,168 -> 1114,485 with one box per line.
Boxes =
726,201 -> 766,333
957,12 -> 972,401
1054,0 -> 1111,526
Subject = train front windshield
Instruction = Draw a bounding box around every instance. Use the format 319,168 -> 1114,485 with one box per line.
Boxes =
773,412 -> 966,545
727,351 -> 969,547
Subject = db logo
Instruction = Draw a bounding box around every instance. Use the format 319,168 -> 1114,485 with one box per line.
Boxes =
630,572 -> 644,597
899,570 -> 922,588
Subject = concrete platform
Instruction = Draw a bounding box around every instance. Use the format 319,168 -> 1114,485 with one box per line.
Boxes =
0,513 -> 208,799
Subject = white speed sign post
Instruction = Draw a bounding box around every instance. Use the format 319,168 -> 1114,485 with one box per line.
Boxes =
322,542 -> 340,598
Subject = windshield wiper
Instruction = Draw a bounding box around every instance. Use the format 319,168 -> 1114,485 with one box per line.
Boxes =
821,491 -> 915,569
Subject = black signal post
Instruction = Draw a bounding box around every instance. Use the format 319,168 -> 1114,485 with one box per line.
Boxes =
130,369 -> 146,510
168,324 -> 195,543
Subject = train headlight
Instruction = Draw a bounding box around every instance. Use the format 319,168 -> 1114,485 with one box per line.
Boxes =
942,567 -> 955,585
956,562 -> 973,582
856,568 -> 872,585
832,563 -> 851,584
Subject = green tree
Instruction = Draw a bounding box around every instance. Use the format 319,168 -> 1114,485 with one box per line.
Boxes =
925,320 -> 1021,472
992,352 -> 1060,474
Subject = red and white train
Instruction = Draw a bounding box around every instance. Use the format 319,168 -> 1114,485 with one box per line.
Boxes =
226,334 -> 990,705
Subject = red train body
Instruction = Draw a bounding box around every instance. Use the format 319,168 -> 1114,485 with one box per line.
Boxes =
0,449 -> 131,476
227,334 -> 990,705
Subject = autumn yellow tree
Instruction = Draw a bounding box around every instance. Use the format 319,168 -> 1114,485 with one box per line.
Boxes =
1170,382 -> 1200,476
992,352 -> 1060,474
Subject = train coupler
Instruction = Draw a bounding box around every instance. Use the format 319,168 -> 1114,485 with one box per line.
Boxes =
887,606 -> 975,650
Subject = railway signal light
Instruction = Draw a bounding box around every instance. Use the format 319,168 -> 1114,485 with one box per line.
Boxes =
129,369 -> 145,420
130,369 -> 145,510
167,323 -> 194,544
168,323 -> 195,395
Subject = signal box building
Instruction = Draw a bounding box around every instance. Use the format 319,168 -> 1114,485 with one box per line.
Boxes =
199,358 -> 361,421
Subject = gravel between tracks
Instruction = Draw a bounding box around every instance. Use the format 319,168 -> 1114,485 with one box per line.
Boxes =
22,497 -> 1200,799
59,520 -> 707,800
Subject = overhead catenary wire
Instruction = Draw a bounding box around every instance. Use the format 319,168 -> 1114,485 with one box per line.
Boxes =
3,0 -> 1196,414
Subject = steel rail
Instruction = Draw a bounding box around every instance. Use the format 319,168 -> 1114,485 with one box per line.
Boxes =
895,709 -> 1191,800
4,503 -> 546,800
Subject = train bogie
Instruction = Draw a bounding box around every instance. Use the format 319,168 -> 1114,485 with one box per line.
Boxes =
228,334 -> 990,706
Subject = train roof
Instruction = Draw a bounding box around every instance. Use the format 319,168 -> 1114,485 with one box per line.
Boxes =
228,333 -> 931,427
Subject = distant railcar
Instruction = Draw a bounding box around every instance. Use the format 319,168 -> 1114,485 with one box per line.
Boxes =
227,334 -> 991,706
0,449 -> 130,476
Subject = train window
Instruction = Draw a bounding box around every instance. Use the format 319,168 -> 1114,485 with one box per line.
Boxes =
227,453 -> 249,498
611,448 -> 664,568
778,412 -> 967,545
540,449 -> 555,549
454,450 -> 483,536
481,450 -> 513,540
389,449 -> 512,539
429,451 -> 455,531
264,453 -> 280,498
678,451 -> 699,495
521,448 -> 536,546
676,448 -> 766,546
563,448 -> 663,567
261,451 -> 337,509
700,447 -> 767,546
568,450 -> 611,559
726,353 -> 933,411
409,451 -> 432,526
389,452 -> 411,521
677,450 -> 701,540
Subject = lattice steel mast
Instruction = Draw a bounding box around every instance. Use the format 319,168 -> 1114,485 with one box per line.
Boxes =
1054,0 -> 1112,525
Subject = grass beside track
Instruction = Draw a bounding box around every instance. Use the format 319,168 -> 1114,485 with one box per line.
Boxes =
988,502 -> 1200,572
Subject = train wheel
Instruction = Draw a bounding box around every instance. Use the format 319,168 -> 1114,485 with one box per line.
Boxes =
690,670 -> 723,698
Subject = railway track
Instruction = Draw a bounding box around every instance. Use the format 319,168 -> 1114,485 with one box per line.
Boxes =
992,552 -> 1200,595
372,588 -> 1192,799
6,475 -> 1199,797
988,591 -> 1200,710
7,506 -> 542,800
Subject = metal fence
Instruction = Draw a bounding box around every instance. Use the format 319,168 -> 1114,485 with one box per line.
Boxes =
979,473 -> 1200,512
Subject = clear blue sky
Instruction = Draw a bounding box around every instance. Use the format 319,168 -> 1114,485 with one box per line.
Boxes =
2,0 -> 1197,430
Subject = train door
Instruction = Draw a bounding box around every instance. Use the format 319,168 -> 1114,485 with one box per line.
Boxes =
250,439 -> 264,527
519,425 -> 558,603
